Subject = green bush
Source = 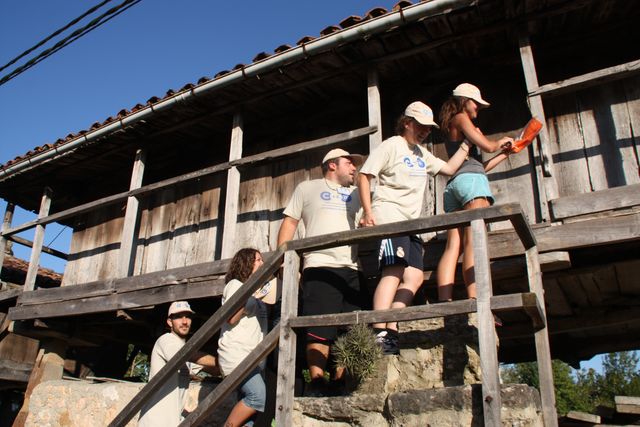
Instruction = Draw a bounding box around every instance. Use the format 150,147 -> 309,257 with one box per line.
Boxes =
332,323 -> 382,383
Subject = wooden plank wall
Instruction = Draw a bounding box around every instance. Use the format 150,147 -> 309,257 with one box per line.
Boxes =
545,75 -> 640,198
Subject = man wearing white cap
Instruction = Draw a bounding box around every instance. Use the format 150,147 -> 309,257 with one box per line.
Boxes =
138,301 -> 218,427
358,101 -> 472,355
277,148 -> 365,395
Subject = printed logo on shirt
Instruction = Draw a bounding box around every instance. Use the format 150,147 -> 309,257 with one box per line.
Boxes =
320,191 -> 352,203
403,155 -> 428,177
396,246 -> 405,258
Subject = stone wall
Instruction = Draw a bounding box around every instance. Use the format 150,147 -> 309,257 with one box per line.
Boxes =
24,379 -> 235,427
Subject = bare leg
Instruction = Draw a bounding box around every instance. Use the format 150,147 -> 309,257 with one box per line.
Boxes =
461,198 -> 491,299
372,265 -> 403,330
387,266 -> 424,331
437,227 -> 463,301
224,400 -> 256,427
306,342 -> 330,380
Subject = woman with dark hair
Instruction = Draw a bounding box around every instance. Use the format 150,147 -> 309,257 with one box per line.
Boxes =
218,248 -> 269,427
436,83 -> 514,304
358,101 -> 472,355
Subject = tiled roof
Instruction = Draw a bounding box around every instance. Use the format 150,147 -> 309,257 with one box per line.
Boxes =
2,254 -> 63,287
1,2 -> 412,171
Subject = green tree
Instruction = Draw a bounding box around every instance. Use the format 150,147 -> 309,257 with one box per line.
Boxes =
594,351 -> 640,408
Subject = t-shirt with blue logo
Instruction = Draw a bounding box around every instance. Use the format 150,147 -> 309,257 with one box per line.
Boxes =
360,135 -> 446,223
283,178 -> 361,270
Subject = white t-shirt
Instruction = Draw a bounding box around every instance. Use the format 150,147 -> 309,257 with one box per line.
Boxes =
283,178 -> 361,270
138,332 -> 194,427
360,135 -> 446,223
217,279 -> 268,376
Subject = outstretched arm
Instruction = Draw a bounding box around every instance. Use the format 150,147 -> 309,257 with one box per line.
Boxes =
455,114 -> 513,153
277,216 -> 299,246
358,173 -> 376,227
438,141 -> 472,176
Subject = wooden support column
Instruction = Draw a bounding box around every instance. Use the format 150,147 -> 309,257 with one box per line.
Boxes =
367,68 -> 382,151
518,35 -> 559,222
0,202 -> 15,278
526,246 -> 558,427
12,338 -> 67,427
221,113 -> 243,260
24,188 -> 52,292
275,249 -> 300,426
117,149 -> 146,277
471,218 -> 501,426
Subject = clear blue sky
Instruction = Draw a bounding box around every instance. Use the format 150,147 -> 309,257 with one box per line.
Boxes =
0,0 -> 610,373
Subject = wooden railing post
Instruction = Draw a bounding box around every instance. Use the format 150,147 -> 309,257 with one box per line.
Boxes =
367,68 -> 382,151
117,148 -> 146,277
24,188 -> 52,292
0,202 -> 15,279
471,218 -> 501,426
275,249 -> 300,426
221,112 -> 243,259
526,246 -> 558,427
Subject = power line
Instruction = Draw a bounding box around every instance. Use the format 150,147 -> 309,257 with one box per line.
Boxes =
0,0 -> 142,87
0,0 -> 114,74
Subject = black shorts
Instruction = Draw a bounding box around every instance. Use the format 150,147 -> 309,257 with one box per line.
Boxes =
378,235 -> 423,270
300,267 -> 364,343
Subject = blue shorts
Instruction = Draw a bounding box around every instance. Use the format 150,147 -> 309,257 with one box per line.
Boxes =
443,173 -> 494,213
378,235 -> 423,270
239,368 -> 265,414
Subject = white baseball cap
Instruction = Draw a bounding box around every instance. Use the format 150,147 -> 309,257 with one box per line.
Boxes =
322,148 -> 363,165
404,101 -> 439,128
452,83 -> 490,106
168,301 -> 195,316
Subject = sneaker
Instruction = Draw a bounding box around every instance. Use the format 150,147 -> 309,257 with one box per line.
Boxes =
375,330 -> 400,355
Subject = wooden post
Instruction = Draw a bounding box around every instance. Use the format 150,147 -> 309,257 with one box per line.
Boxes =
525,246 -> 558,427
518,34 -> 559,222
24,188 -> 52,292
12,338 -> 67,427
117,149 -> 146,277
221,112 -> 243,259
275,249 -> 300,426
367,68 -> 382,151
471,218 -> 501,426
0,202 -> 15,278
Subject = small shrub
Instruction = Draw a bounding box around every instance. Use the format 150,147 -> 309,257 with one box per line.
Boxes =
332,323 -> 382,383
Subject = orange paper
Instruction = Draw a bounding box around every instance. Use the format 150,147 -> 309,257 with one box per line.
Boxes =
512,117 -> 543,153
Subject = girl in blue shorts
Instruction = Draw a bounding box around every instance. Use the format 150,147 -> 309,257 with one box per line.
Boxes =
436,83 -> 514,303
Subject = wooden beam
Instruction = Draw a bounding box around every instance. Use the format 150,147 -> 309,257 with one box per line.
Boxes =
367,68 -> 382,151
288,293 -> 540,328
0,359 -> 32,383
518,34 -> 558,221
180,326 -> 279,427
0,202 -> 14,279
526,246 -> 558,427
6,235 -> 67,259
117,149 -> 146,277
24,188 -> 52,292
221,113 -> 243,259
529,59 -> 640,98
108,247 -> 284,427
615,396 -> 640,415
471,219 -> 501,427
9,277 -> 226,320
565,411 -> 601,423
275,250 -> 300,427
550,183 -> 640,220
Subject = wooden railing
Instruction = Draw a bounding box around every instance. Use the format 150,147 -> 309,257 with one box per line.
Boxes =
109,202 -> 558,427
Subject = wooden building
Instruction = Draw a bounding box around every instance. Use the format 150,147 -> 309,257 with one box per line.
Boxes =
0,0 -> 639,425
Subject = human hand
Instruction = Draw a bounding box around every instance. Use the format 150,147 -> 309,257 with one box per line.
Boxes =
499,137 -> 514,152
359,211 -> 376,227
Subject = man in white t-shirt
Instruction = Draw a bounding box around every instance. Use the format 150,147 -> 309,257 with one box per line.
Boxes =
277,148 -> 365,396
138,301 -> 218,427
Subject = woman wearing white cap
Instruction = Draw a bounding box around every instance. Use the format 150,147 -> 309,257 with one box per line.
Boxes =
358,101 -> 472,355
436,83 -> 514,304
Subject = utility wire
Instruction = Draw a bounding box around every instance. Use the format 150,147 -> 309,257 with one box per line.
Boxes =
0,0 -> 114,74
0,0 -> 142,87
